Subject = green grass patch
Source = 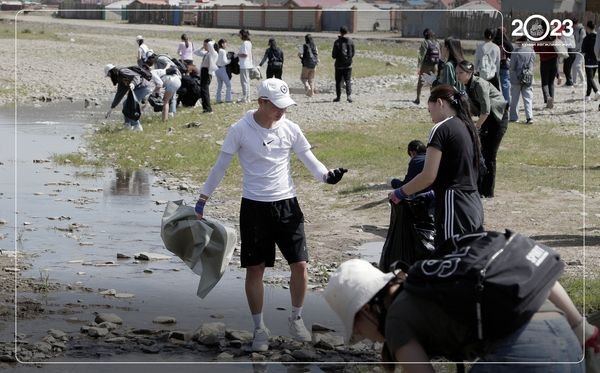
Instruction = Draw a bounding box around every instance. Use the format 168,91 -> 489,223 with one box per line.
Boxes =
51,152 -> 105,167
560,275 -> 600,315
496,121 -> 600,192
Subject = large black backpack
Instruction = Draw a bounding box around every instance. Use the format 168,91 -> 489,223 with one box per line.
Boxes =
404,230 -> 564,346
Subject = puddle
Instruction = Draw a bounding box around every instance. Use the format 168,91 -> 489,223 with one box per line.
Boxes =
0,102 -> 347,364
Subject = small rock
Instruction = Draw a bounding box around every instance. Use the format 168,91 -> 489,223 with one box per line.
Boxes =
87,327 -> 109,338
105,337 -> 127,344
141,345 -> 161,354
291,349 -> 317,361
98,322 -> 118,331
168,331 -> 188,341
47,329 -> 67,339
225,330 -> 252,341
216,352 -> 234,360
114,293 -> 135,299
153,316 -> 177,324
99,289 -> 116,296
312,323 -> 336,332
193,322 -> 225,345
116,253 -> 131,259
95,313 -> 123,324
134,252 -> 171,261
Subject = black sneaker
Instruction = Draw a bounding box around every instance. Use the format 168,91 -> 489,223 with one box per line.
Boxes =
333,97 -> 340,102
413,99 -> 420,105
526,118 -> 534,124
347,96 -> 353,103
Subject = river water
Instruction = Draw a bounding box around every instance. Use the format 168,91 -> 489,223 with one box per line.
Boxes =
0,101 -> 385,371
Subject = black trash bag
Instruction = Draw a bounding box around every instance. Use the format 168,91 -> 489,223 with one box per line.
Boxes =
148,94 -> 164,112
122,90 -> 141,122
379,195 -> 436,272
177,75 -> 202,107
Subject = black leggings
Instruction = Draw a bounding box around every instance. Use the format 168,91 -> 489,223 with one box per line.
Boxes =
478,107 -> 508,198
539,58 -> 558,103
586,67 -> 599,96
200,67 -> 212,112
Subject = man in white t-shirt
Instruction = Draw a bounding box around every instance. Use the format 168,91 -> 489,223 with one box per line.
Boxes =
238,28 -> 253,103
194,78 -> 348,352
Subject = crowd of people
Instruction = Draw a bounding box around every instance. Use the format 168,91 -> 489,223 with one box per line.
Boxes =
104,26 -> 356,131
103,24 -> 600,370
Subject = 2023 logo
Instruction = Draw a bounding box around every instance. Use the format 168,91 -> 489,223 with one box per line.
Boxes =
512,15 -> 573,41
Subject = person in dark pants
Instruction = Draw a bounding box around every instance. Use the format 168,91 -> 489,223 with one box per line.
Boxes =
582,21 -> 599,100
332,26 -> 355,103
197,39 -> 218,113
562,27 -> 577,86
258,38 -> 284,79
389,84 -> 483,247
456,60 -> 508,199
534,37 -> 558,109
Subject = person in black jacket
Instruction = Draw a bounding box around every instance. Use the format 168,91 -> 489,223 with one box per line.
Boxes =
177,65 -> 202,107
582,21 -> 599,100
259,38 -> 284,79
390,140 -> 428,189
332,26 -> 355,103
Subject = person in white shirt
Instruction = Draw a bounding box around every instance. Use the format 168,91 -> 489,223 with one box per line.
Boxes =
474,29 -> 501,90
194,78 -> 348,352
215,39 -> 232,104
136,35 -> 149,68
572,20 -> 586,85
177,33 -> 194,66
238,28 -> 253,103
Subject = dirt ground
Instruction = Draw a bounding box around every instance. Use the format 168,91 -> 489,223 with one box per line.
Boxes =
0,11 -> 599,368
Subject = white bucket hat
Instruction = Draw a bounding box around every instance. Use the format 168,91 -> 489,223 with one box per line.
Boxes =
136,35 -> 144,41
257,78 -> 296,109
104,63 -> 115,77
324,259 -> 395,344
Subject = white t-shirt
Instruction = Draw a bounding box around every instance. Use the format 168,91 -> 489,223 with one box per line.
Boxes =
239,40 -> 253,69
221,110 -> 311,202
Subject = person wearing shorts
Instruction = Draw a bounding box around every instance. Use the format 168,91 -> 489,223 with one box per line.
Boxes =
193,78 -> 347,352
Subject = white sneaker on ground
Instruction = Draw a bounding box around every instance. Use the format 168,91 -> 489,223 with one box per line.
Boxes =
252,327 -> 270,352
288,317 -> 311,342
131,124 -> 143,132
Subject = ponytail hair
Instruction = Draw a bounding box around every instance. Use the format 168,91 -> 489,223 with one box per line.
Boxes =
181,33 -> 189,48
428,84 -> 481,169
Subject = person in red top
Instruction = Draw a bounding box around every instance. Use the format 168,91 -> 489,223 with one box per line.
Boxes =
533,36 -> 558,109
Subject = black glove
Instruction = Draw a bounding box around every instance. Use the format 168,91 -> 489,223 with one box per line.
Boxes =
325,168 -> 348,185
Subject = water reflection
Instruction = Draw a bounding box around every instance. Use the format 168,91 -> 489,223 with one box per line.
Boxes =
109,168 -> 150,196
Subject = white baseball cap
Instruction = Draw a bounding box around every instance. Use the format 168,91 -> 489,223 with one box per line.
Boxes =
136,35 -> 144,41
324,259 -> 395,344
257,78 -> 296,109
104,63 -> 115,77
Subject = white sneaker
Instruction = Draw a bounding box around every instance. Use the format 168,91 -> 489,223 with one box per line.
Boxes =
251,327 -> 270,352
288,317 -> 311,342
131,123 -> 143,132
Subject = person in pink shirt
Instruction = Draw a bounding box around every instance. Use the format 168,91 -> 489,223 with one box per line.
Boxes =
177,33 -> 194,66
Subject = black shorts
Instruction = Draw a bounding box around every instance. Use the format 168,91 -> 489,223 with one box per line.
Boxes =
239,197 -> 308,268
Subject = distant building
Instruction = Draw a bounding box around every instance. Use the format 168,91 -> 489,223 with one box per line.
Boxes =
104,0 -> 133,20
1,0 -> 24,10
